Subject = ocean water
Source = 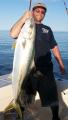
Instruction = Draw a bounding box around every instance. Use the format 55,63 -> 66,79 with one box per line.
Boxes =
0,30 -> 14,75
53,32 -> 68,79
0,30 -> 68,79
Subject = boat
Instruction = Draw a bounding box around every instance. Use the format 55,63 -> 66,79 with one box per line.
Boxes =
0,73 -> 68,120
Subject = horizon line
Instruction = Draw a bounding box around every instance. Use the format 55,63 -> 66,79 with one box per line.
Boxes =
0,29 -> 68,32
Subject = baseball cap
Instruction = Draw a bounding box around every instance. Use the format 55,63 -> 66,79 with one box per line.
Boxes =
32,2 -> 47,12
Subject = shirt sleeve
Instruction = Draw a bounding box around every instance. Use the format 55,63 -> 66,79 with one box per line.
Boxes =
48,27 -> 57,49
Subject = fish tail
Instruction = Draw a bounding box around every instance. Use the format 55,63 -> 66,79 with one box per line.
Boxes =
4,100 -> 23,120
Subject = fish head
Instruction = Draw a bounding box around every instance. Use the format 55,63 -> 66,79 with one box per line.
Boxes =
21,17 -> 35,44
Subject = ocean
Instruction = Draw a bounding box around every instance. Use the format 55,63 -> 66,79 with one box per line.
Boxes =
0,30 -> 14,75
0,30 -> 68,79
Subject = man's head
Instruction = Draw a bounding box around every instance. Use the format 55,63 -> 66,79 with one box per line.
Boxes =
32,3 -> 47,23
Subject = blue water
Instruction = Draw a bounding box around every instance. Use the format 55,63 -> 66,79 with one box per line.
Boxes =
0,30 -> 68,79
0,30 -> 14,75
53,32 -> 68,79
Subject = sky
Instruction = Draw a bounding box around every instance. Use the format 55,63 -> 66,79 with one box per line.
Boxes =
0,0 -> 68,31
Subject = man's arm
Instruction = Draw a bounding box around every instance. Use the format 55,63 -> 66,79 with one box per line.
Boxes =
10,11 -> 32,39
52,45 -> 65,74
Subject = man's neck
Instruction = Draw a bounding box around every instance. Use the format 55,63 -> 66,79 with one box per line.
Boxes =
35,21 -> 41,24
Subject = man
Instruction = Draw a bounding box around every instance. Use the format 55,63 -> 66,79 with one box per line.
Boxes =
10,2 -> 65,120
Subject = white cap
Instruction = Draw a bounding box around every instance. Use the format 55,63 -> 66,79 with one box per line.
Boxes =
32,2 -> 47,11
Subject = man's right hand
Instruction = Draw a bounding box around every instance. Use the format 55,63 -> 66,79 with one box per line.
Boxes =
10,11 -> 33,39
23,11 -> 33,23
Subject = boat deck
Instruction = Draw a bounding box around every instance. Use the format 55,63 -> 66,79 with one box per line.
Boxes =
0,74 -> 68,120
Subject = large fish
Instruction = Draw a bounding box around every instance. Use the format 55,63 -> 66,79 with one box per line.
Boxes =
4,17 -> 35,120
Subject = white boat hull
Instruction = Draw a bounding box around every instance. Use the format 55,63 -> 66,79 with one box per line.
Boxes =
0,74 -> 68,120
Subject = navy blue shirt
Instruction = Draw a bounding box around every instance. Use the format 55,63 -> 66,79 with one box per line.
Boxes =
34,23 -> 57,73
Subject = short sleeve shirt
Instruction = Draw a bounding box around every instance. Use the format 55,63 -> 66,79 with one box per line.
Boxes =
35,23 -> 57,62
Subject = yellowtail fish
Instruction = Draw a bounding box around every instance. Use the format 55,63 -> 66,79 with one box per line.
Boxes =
4,17 -> 35,120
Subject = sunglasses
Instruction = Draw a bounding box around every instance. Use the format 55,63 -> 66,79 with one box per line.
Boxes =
35,9 -> 45,15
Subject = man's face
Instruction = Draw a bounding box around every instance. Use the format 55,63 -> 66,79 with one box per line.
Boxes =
33,7 -> 45,23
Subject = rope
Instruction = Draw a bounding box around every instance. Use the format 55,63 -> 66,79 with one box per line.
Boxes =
63,0 -> 68,14
29,0 -> 32,10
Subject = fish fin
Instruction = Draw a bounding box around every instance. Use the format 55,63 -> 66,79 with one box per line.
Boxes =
4,100 -> 14,111
4,100 -> 23,120
12,42 -> 16,49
